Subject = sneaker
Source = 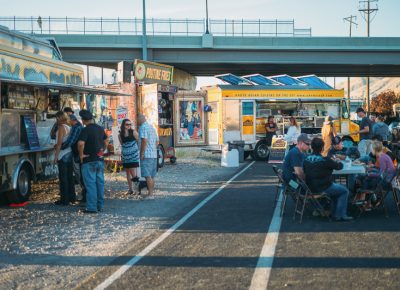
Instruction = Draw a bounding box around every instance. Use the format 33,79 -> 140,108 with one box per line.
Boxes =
78,209 -> 97,214
127,189 -> 134,195
334,216 -> 354,222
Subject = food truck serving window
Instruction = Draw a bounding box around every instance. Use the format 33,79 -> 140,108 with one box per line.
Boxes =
1,112 -> 20,147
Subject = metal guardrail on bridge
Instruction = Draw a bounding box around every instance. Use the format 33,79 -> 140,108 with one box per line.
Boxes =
0,16 -> 312,37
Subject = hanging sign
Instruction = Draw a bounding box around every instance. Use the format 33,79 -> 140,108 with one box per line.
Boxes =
134,59 -> 174,85
116,106 -> 128,125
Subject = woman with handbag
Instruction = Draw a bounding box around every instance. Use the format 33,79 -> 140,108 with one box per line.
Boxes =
321,116 -> 336,157
119,119 -> 139,194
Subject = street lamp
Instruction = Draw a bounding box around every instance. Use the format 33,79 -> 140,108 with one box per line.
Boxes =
205,0 -> 209,34
142,0 -> 148,60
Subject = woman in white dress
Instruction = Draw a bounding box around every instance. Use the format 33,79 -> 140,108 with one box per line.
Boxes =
284,117 -> 301,150
54,111 -> 75,205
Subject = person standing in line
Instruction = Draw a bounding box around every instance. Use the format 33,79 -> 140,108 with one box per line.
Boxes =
351,108 -> 373,157
118,119 -> 139,195
265,116 -> 277,147
138,114 -> 159,198
284,117 -> 301,150
60,114 -> 85,202
321,116 -> 336,157
370,112 -> 377,131
53,111 -> 75,205
77,110 -> 108,213
50,107 -> 74,140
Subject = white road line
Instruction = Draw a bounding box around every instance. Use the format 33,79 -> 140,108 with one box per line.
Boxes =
94,161 -> 256,290
249,188 -> 283,290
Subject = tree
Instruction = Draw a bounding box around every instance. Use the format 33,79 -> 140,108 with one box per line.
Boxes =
369,90 -> 400,116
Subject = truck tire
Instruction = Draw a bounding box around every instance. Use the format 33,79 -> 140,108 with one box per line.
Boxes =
157,145 -> 165,168
253,140 -> 270,161
7,166 -> 32,204
243,151 -> 251,160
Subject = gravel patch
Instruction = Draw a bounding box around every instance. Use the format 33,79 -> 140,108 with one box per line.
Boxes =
0,150 -> 249,289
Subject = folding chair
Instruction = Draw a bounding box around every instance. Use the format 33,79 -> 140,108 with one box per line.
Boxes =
352,173 -> 393,218
293,176 -> 331,223
272,165 -> 298,217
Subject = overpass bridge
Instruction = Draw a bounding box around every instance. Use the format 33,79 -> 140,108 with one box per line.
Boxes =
2,17 -> 400,77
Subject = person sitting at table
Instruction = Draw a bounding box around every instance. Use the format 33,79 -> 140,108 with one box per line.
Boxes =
303,137 -> 353,221
390,128 -> 400,143
327,136 -> 348,160
282,133 -> 311,184
362,140 -> 395,191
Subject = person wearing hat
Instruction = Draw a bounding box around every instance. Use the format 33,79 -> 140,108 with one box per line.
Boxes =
321,115 -> 336,157
303,137 -> 353,221
351,107 -> 373,157
282,133 -> 311,184
77,109 -> 108,213
60,114 -> 85,202
327,136 -> 347,160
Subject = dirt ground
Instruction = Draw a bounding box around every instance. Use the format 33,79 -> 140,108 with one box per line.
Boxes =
0,149 -> 247,290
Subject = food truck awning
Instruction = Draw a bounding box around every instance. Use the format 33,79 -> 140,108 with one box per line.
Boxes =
0,78 -> 131,96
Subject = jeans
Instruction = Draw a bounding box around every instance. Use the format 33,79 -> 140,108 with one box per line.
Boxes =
82,161 -> 104,212
57,152 -> 76,204
358,139 -> 372,157
324,183 -> 350,218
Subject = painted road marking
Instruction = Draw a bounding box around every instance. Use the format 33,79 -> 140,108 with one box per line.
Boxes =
249,189 -> 283,290
95,161 -> 256,290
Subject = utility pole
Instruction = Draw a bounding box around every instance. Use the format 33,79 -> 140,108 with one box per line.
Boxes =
205,0 -> 210,34
343,15 -> 357,110
142,0 -> 148,60
359,0 -> 378,114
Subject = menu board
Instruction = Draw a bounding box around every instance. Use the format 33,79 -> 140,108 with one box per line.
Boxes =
23,116 -> 41,150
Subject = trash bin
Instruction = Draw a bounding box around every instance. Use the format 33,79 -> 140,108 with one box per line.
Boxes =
221,144 -> 239,167
229,141 -> 245,163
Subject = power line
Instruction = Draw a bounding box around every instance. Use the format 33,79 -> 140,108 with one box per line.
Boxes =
343,15 -> 357,37
359,0 -> 379,115
358,0 -> 379,37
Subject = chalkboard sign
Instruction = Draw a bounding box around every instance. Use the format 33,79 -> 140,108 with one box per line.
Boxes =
22,116 -> 40,150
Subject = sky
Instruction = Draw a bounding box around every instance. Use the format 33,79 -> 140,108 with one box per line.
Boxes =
1,0 -> 399,87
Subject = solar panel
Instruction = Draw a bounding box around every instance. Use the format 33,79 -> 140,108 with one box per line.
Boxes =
270,74 -> 307,86
297,75 -> 333,89
242,74 -> 282,86
215,73 -> 253,85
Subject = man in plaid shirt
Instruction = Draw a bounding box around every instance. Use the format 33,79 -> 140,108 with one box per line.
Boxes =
138,114 -> 159,197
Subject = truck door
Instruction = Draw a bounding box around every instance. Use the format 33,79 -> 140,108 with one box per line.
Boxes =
223,100 -> 240,143
241,100 -> 256,142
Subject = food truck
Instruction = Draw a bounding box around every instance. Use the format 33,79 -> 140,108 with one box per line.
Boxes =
134,59 -> 178,166
0,25 -> 122,203
203,73 -> 359,160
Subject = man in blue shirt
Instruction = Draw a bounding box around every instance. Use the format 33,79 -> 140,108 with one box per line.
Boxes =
282,133 -> 311,183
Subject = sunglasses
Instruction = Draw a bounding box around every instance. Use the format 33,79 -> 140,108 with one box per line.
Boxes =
125,123 -> 132,126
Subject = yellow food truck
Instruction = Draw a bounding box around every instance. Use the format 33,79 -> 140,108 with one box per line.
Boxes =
204,74 -> 359,160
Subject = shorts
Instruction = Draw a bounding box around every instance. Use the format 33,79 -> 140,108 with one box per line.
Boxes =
123,162 -> 139,169
141,158 -> 157,178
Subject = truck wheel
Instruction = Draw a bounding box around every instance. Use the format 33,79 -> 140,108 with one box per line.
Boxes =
243,151 -> 251,160
7,166 -> 32,204
253,140 -> 270,161
157,145 -> 165,168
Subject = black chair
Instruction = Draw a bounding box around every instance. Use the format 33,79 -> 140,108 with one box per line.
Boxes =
293,176 -> 331,223
272,165 -> 298,217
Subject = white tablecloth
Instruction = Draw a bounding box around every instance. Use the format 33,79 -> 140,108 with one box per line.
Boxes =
333,165 -> 366,175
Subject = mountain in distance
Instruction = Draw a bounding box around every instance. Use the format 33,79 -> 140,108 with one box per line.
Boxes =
336,77 -> 400,100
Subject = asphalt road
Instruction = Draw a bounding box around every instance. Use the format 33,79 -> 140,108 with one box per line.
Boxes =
77,161 -> 400,290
